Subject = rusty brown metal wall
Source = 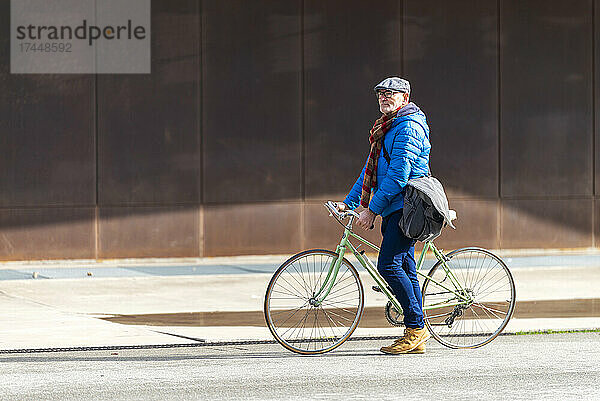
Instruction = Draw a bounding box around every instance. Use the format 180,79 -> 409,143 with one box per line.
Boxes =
97,0 -> 201,258
0,0 -> 598,260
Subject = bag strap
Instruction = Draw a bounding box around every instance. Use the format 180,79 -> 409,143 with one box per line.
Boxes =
382,143 -> 391,164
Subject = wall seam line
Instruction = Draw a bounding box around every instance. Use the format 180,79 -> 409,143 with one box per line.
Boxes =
94,15 -> 99,259
592,0 -> 596,248
300,0 -> 306,250
400,0 -> 404,76
199,0 -> 204,256
497,0 -> 502,249
594,0 -> 597,198
300,0 -> 305,203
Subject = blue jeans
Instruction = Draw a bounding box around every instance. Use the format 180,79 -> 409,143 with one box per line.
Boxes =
377,209 -> 424,328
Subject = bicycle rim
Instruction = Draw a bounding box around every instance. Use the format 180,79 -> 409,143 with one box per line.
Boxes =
264,250 -> 364,355
422,247 -> 516,348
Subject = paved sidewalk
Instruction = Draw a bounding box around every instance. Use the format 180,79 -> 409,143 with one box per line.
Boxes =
0,252 -> 599,350
1,252 -> 600,280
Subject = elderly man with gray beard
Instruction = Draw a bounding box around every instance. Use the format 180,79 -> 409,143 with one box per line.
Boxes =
336,77 -> 432,354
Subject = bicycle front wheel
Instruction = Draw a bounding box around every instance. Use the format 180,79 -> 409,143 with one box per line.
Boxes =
264,249 -> 364,355
422,247 -> 516,348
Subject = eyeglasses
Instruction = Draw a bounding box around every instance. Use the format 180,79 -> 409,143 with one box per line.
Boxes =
376,90 -> 399,99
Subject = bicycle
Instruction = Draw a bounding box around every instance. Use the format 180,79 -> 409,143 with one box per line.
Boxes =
264,201 -> 516,355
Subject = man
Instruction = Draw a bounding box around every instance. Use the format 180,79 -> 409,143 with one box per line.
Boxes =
337,77 -> 432,354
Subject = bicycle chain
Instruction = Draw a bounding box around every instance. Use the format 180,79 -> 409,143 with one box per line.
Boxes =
0,336 -> 405,354
0,331 -> 561,354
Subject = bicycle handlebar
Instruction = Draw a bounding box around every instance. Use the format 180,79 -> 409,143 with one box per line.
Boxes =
324,201 -> 374,230
324,201 -> 358,219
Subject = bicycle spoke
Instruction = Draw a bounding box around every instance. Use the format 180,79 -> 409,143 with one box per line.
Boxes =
318,308 -> 355,324
270,287 -> 305,299
320,306 -> 344,337
282,307 -> 311,339
270,303 -> 306,317
472,303 -> 507,319
276,275 -> 308,298
273,301 -> 309,329
288,263 -> 311,294
425,311 -> 453,320
320,301 -> 360,310
322,289 -> 359,303
326,279 -> 359,298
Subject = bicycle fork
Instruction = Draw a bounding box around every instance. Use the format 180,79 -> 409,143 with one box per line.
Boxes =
310,244 -> 346,307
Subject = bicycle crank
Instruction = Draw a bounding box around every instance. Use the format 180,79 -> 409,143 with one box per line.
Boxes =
384,301 -> 404,327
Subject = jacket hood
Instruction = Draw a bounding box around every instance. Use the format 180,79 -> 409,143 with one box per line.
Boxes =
396,102 -> 421,118
393,102 -> 428,130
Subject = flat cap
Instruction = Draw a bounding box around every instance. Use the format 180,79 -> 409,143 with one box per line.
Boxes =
374,77 -> 410,94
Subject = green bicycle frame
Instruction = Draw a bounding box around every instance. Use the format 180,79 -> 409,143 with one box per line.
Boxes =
312,220 -> 472,313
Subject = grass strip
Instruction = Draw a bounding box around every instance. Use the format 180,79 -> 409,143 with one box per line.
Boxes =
512,328 -> 600,336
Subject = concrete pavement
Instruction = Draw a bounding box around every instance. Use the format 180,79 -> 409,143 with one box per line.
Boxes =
1,333 -> 599,401
0,252 -> 599,350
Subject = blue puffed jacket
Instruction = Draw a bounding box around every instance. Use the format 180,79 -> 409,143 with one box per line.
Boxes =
343,102 -> 431,218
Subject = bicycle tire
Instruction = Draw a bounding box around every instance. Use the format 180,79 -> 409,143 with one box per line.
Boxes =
264,249 -> 364,355
421,247 -> 516,349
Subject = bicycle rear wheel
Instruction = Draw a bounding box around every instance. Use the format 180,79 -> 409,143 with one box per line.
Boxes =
264,249 -> 364,355
422,247 -> 516,348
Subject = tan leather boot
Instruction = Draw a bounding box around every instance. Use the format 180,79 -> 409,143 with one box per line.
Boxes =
391,327 -> 427,353
389,329 -> 425,353
380,327 -> 430,354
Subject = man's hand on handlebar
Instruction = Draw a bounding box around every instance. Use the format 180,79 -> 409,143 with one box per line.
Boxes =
333,202 -> 348,213
326,201 -> 374,230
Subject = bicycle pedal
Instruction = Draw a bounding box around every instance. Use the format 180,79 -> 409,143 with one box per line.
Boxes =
372,285 -> 382,293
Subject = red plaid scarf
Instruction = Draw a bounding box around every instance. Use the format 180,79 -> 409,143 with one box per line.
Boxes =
360,108 -> 401,208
